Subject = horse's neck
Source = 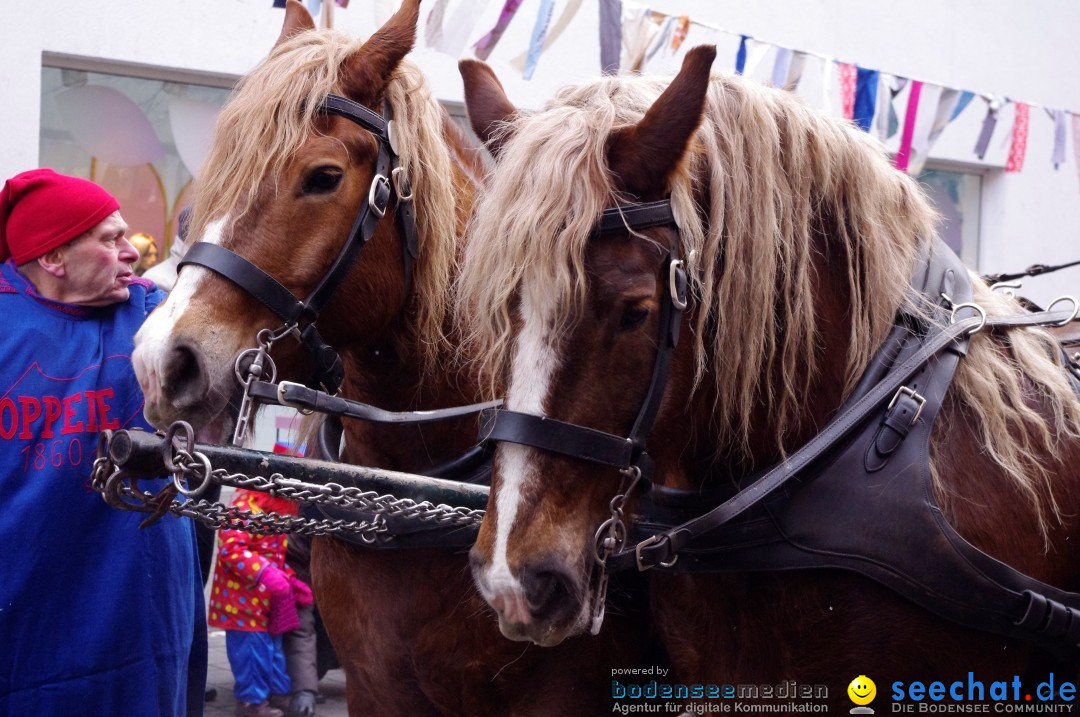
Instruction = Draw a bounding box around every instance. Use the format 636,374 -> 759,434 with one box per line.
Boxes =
671,252 -> 854,489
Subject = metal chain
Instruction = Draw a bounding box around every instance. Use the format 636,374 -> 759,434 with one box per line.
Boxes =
91,438 -> 486,540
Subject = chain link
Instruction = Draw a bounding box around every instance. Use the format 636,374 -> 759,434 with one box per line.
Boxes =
91,437 -> 485,541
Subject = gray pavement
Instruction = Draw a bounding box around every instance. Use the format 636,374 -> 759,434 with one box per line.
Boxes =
203,627 -> 349,717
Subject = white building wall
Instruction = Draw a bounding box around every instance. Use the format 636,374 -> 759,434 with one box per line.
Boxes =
2,0 -> 1078,303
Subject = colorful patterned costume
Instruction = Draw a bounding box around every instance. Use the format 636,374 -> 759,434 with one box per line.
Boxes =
208,490 -> 300,632
209,489 -> 306,710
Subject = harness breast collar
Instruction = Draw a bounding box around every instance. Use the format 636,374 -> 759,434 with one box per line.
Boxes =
178,94 -> 419,395
479,197 -> 1080,659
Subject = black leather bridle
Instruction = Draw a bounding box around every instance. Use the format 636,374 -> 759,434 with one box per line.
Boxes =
479,198 -> 687,488
178,94 -> 418,395
476,197 -> 687,629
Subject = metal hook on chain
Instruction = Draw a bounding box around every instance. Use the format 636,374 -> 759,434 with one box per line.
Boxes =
231,328 -> 287,446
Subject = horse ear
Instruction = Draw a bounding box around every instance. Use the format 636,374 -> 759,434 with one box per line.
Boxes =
607,45 -> 717,198
459,59 -> 518,158
275,0 -> 316,47
340,0 -> 421,103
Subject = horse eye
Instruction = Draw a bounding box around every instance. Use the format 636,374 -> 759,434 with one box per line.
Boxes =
302,168 -> 343,195
619,304 -> 650,331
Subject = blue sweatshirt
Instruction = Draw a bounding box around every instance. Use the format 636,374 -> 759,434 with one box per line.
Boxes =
0,260 -> 204,716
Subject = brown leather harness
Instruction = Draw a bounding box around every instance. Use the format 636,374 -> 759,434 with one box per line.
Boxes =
478,197 -> 1080,659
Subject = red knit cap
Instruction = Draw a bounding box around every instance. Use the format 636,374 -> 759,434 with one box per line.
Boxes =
0,169 -> 120,265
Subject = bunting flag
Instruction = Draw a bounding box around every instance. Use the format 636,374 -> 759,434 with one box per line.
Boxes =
599,0 -> 622,75
425,0 -> 450,48
1051,109 -> 1067,170
1073,114 -> 1080,189
474,0 -> 526,60
734,35 -> 749,74
927,89 -> 962,144
273,0 -> 287,7
951,91 -> 975,121
744,40 -> 771,79
898,86 -> 966,171
644,15 -> 676,66
1005,102 -> 1030,173
907,83 -> 944,175
435,0 -> 486,57
838,62 -> 857,120
522,0 -> 556,80
670,15 -> 690,52
852,67 -> 879,131
783,51 -> 808,91
895,80 -> 923,173
974,99 -> 1000,159
771,48 -> 793,89
512,0 -> 585,73
873,74 -> 893,139
334,0 -> 348,7
875,76 -> 909,140
819,56 -> 836,115
622,7 -> 661,73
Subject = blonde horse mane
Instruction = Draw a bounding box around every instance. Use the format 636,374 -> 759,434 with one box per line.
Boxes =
192,29 -> 462,369
458,70 -> 1080,537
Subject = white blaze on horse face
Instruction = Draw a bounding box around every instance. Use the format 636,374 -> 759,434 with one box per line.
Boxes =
487,289 -> 561,604
132,216 -> 227,404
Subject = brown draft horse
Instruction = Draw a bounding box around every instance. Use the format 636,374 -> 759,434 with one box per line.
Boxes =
131,2 -> 652,714
456,46 -> 1080,707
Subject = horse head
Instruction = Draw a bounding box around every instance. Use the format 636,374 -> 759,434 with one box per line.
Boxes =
461,35 -> 1080,671
459,47 -> 716,646
134,0 -> 434,435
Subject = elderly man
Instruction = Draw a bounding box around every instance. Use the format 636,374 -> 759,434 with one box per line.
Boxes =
0,169 -> 205,716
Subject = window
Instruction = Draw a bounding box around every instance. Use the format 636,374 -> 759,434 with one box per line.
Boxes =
39,65 -> 231,267
916,167 -> 982,267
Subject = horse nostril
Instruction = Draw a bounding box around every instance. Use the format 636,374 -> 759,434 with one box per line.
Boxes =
163,343 -> 209,410
521,563 -> 576,623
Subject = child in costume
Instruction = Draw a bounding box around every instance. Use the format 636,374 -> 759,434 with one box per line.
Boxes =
209,490 -> 312,717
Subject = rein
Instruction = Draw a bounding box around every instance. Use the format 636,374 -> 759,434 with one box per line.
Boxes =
178,94 -> 417,400
983,256 -> 1080,285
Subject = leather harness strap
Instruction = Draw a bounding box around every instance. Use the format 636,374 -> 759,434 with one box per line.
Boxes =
605,243 -> 1080,659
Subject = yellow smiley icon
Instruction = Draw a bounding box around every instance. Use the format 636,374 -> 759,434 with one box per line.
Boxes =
848,675 -> 876,706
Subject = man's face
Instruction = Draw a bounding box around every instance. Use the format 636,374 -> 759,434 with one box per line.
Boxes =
58,211 -> 139,307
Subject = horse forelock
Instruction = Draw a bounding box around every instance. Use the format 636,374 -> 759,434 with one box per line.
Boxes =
192,29 -> 465,370
459,69 -> 1080,535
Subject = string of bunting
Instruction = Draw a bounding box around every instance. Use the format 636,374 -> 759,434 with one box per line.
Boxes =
586,1 -> 1078,182
274,0 -> 1079,188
